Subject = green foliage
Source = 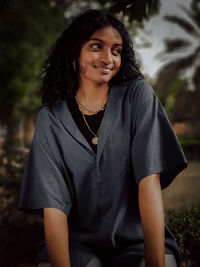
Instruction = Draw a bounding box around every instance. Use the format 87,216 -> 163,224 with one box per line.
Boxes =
177,136 -> 200,160
0,0 -> 65,131
97,0 -> 161,41
156,78 -> 186,118
166,202 -> 200,266
164,79 -> 185,111
0,139 -> 43,265
0,136 -> 44,226
178,136 -> 200,146
0,137 -> 29,226
101,0 -> 161,23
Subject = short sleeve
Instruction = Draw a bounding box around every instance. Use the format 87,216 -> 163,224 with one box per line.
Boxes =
131,80 -> 188,189
18,107 -> 72,217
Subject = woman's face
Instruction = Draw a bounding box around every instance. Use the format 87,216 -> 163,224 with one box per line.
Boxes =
77,26 -> 123,85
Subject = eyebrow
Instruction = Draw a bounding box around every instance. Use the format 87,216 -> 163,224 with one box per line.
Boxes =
89,38 -> 122,47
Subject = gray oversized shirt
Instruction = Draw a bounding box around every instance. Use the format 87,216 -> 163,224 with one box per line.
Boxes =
19,77 -> 188,267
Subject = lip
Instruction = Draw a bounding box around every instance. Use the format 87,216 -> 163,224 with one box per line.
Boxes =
98,67 -> 113,74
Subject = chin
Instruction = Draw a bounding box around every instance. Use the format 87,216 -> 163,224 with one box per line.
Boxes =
95,74 -> 116,84
97,78 -> 112,85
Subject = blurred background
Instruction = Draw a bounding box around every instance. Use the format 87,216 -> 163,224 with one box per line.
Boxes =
0,0 -> 199,266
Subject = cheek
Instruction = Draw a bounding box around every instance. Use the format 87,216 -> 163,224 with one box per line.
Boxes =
79,55 -> 90,74
116,57 -> 121,68
79,58 -> 99,75
79,61 -> 97,75
79,62 -> 89,74
113,58 -> 121,74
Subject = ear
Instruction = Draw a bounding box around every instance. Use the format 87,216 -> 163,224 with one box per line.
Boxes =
73,57 -> 80,73
73,60 -> 77,72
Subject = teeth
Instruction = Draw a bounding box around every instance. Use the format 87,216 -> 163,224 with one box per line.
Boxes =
101,68 -> 111,72
99,67 -> 112,69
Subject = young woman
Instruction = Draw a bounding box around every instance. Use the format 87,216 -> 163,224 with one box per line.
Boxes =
19,9 -> 188,267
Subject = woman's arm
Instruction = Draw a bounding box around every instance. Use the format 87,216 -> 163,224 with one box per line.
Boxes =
43,207 -> 71,267
138,173 -> 165,267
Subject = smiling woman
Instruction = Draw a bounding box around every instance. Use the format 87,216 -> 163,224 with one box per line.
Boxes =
78,26 -> 122,85
19,9 -> 187,267
76,26 -> 123,119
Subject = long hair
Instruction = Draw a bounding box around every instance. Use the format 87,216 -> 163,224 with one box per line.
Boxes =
40,9 -> 144,106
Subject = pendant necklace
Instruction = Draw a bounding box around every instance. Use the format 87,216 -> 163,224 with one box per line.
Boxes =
82,112 -> 104,145
75,94 -> 106,145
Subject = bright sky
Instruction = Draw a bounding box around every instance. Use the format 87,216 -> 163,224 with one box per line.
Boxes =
135,0 -> 197,80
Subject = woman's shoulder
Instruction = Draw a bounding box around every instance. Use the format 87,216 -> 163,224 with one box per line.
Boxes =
35,99 -> 64,132
121,76 -> 154,99
37,98 -> 64,118
122,76 -> 144,85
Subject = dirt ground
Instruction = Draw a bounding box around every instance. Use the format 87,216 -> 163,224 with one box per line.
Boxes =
162,160 -> 200,210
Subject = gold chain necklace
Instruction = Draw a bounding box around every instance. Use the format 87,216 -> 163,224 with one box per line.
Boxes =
75,95 -> 105,145
75,94 -> 107,114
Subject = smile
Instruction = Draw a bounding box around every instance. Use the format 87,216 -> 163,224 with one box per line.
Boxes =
98,67 -> 113,74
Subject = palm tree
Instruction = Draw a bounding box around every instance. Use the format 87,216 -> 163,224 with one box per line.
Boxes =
153,0 -> 200,127
155,0 -> 200,92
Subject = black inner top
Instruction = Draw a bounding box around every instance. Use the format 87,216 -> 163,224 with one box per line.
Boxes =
67,95 -> 105,153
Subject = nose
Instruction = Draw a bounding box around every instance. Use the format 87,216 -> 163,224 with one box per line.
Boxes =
100,49 -> 113,65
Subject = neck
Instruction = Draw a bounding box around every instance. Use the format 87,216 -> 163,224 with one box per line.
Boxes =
76,80 -> 109,106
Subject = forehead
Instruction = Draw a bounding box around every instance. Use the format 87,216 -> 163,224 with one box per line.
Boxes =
89,26 -> 123,45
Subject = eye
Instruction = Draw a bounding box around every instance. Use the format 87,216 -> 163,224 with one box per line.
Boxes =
112,47 -> 122,56
90,43 -> 102,49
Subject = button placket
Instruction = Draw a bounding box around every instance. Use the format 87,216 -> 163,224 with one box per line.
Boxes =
97,158 -> 110,227
101,187 -> 105,195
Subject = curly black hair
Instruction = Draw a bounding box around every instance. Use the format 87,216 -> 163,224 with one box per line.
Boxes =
40,9 -> 144,106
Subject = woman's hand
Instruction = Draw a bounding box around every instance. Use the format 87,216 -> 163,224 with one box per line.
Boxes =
44,207 -> 71,267
138,173 -> 165,267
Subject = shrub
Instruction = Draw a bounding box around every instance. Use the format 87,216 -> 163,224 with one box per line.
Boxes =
166,202 -> 200,266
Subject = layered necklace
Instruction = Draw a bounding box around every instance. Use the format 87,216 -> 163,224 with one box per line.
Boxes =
75,94 -> 107,145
